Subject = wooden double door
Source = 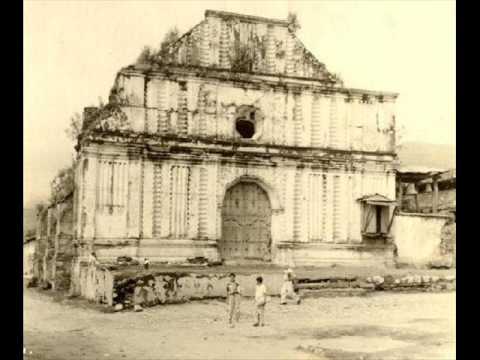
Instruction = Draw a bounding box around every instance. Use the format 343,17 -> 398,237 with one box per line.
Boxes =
220,182 -> 272,261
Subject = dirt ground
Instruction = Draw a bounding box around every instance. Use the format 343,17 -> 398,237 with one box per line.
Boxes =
23,286 -> 455,360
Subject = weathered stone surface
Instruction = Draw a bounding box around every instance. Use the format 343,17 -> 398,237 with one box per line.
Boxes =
38,11 -> 404,306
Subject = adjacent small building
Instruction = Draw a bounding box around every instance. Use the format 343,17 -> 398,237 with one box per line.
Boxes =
397,168 -> 456,215
394,167 -> 456,267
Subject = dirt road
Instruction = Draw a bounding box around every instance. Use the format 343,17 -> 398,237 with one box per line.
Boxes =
24,288 -> 455,360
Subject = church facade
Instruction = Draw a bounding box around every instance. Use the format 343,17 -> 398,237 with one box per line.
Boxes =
73,10 -> 398,267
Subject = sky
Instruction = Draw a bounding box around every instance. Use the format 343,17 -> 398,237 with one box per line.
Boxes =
24,0 -> 456,208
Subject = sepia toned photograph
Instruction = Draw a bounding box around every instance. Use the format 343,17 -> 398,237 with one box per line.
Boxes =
23,1 -> 456,359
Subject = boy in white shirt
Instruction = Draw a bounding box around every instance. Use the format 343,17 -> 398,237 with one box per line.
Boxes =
254,276 -> 267,327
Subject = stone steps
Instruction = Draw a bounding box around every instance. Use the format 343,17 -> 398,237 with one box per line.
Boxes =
299,288 -> 369,298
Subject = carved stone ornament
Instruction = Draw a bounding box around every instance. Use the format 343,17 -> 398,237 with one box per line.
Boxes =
93,107 -> 130,132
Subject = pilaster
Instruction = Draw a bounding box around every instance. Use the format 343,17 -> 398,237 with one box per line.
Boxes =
83,155 -> 98,240
285,31 -> 295,76
200,19 -> 211,67
265,25 -> 276,73
324,172 -> 334,243
157,80 -> 169,135
311,93 -> 322,148
160,162 -> 171,238
127,159 -> 141,238
302,90 -> 313,147
142,160 -> 154,238
219,20 -> 230,69
188,165 -> 200,239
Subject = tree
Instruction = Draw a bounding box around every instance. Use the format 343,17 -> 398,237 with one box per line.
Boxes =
136,45 -> 156,64
35,202 -> 47,216
157,26 -> 181,60
49,165 -> 75,205
65,97 -> 105,142
65,112 -> 83,142
135,26 -> 181,65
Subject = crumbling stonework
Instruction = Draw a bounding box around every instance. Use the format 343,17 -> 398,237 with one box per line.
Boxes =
33,194 -> 75,290
438,221 -> 456,267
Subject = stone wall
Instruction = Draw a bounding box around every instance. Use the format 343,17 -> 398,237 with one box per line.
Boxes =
392,213 -> 451,266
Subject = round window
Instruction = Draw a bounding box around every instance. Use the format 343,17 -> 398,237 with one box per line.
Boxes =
235,119 -> 255,138
234,106 -> 263,140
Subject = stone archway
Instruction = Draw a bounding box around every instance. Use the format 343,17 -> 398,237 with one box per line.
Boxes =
220,181 -> 272,261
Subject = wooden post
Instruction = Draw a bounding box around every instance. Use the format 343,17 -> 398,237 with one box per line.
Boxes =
432,177 -> 439,213
414,183 -> 420,212
397,182 -> 403,209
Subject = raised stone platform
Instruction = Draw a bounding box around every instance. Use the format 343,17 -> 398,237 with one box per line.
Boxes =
69,260 -> 456,311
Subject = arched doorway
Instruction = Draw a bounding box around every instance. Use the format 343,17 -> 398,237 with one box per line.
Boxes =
220,181 -> 272,261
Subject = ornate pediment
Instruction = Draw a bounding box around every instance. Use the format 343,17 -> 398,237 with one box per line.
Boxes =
147,10 -> 336,82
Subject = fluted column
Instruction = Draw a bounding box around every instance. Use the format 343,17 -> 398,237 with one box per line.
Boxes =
127,159 -> 141,238
285,32 -> 295,76
83,155 -> 98,240
146,79 -> 158,134
219,20 -> 230,69
153,163 -> 163,237
197,167 -> 209,238
329,95 -> 339,149
301,91 -> 312,147
177,82 -> 188,136
200,20 -> 211,67
293,93 -> 302,146
324,172 -> 334,243
266,25 -> 276,73
160,163 -> 171,238
142,160 -> 154,238
197,85 -> 207,136
336,94 -> 347,150
293,169 -> 302,242
157,80 -> 169,135
311,93 -> 322,147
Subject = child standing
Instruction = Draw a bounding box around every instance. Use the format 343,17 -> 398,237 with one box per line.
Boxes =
253,276 -> 267,327
226,273 -> 241,328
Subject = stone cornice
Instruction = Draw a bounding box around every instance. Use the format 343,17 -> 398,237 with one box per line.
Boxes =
205,9 -> 289,27
79,132 -> 396,169
120,66 -> 399,101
